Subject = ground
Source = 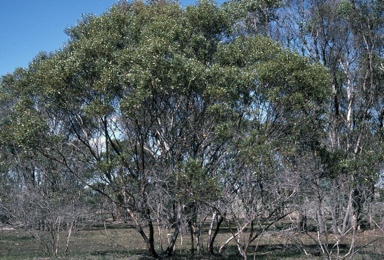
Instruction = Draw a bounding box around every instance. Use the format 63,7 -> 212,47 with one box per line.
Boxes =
0,223 -> 383,259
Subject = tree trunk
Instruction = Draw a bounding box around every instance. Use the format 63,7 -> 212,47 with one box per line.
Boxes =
317,209 -> 325,234
126,208 -> 159,258
148,213 -> 157,258
331,204 -> 340,235
342,189 -> 354,235
188,220 -> 194,256
297,211 -> 307,233
208,213 -> 224,255
165,202 -> 182,256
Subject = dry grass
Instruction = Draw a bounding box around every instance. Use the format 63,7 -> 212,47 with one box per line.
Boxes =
1,224 -> 383,259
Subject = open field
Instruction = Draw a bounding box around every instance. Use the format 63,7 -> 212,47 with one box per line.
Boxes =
1,224 -> 384,259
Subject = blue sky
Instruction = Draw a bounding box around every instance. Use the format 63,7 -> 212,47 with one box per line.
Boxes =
0,0 -> 222,77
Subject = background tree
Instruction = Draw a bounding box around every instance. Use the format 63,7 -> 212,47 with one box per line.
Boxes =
268,0 -> 384,257
0,68 -> 91,257
0,0 -> 340,259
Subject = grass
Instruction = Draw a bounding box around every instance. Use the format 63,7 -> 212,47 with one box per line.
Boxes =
1,224 -> 384,259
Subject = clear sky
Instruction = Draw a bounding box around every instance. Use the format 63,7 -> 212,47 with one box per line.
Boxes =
0,0 -> 221,77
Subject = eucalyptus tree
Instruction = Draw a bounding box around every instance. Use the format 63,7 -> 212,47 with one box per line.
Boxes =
0,0 -> 331,258
213,34 -> 330,258
223,0 -> 283,36
268,0 -> 384,257
0,1 -> 237,257
0,69 -> 90,257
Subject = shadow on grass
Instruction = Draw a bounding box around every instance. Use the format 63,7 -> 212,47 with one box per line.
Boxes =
216,243 -> 351,259
89,248 -> 148,256
102,245 -> 313,259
